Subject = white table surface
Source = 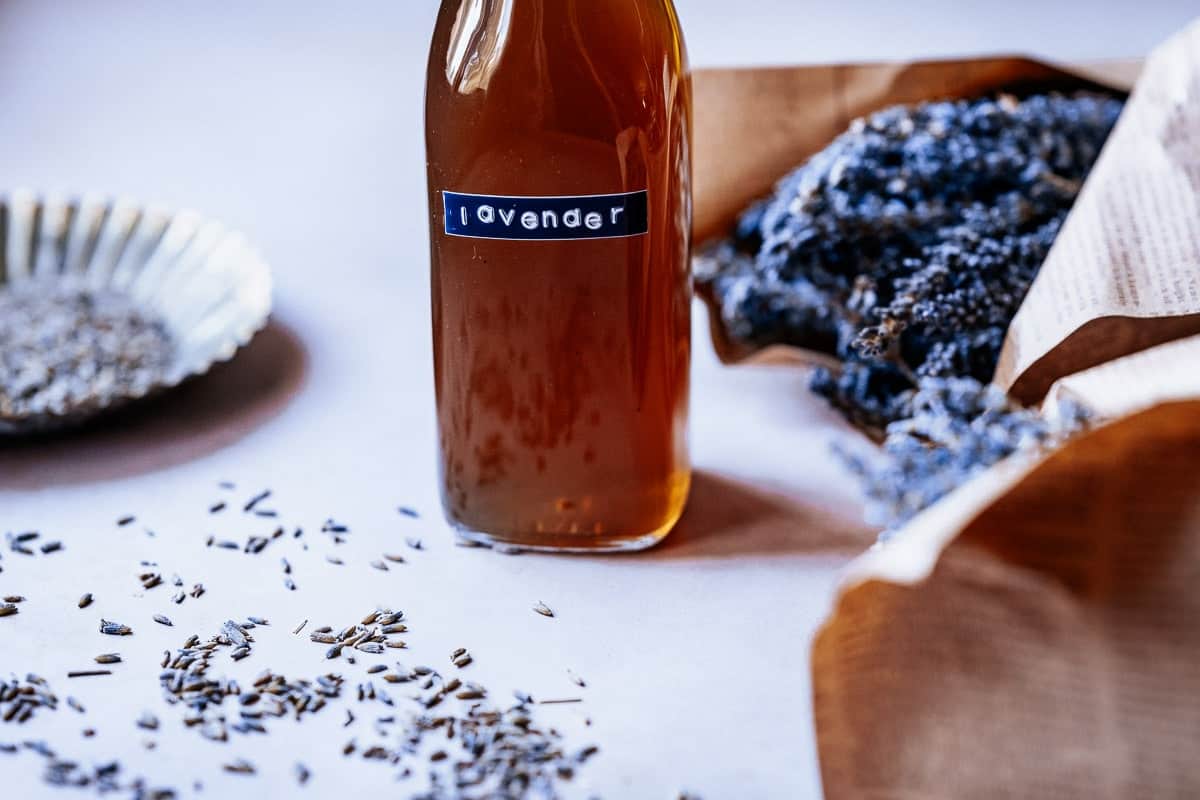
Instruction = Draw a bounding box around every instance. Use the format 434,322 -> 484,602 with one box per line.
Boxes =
0,2 -> 1192,798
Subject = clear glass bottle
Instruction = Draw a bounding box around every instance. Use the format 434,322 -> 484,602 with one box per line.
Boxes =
425,0 -> 692,552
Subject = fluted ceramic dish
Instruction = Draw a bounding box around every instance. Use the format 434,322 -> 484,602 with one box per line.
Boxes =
0,189 -> 273,434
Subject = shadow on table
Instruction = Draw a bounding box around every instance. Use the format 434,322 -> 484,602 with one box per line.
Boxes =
645,470 -> 877,560
0,319 -> 308,489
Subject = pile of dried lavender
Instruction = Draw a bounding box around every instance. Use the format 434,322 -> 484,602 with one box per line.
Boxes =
9,737 -> 176,799
367,690 -> 599,800
2,489 -> 603,800
308,608 -> 409,659
1,674 -> 58,723
159,619 -> 346,742
698,92 -> 1123,529
0,282 -> 173,420
332,635 -> 596,799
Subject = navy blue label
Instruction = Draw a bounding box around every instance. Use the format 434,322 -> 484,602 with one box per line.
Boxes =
442,190 -> 648,241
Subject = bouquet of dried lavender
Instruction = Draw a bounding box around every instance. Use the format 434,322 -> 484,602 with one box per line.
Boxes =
835,379 -> 1090,531
698,92 -> 1123,529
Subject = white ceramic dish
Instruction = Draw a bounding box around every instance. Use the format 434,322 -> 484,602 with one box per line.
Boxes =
0,189 -> 273,434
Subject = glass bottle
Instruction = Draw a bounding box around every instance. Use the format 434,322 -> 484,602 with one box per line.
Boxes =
425,0 -> 692,552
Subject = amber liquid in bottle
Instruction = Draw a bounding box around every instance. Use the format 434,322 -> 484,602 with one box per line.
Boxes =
425,0 -> 692,551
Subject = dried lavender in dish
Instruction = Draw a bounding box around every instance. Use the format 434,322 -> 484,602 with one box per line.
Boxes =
0,190 -> 272,433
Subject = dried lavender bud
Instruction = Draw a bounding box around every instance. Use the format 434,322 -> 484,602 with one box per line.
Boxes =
99,619 -> 133,636
39,747 -> 173,796
0,283 -> 173,421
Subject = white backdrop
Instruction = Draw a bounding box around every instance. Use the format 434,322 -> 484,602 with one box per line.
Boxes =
0,2 -> 1192,799
677,0 -> 1189,66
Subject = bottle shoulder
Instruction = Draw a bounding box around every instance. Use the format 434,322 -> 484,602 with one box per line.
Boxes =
426,0 -> 691,195
429,0 -> 687,109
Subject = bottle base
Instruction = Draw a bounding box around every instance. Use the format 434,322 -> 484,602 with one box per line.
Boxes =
450,514 -> 680,554
445,470 -> 691,554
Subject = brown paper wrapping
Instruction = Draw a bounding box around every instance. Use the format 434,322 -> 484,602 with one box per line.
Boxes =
814,357 -> 1200,799
691,19 -> 1200,800
996,21 -> 1200,401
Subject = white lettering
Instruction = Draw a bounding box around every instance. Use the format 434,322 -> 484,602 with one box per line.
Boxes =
447,192 -> 647,238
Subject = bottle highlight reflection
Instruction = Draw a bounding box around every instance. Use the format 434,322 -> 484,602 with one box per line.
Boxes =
425,0 -> 692,552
